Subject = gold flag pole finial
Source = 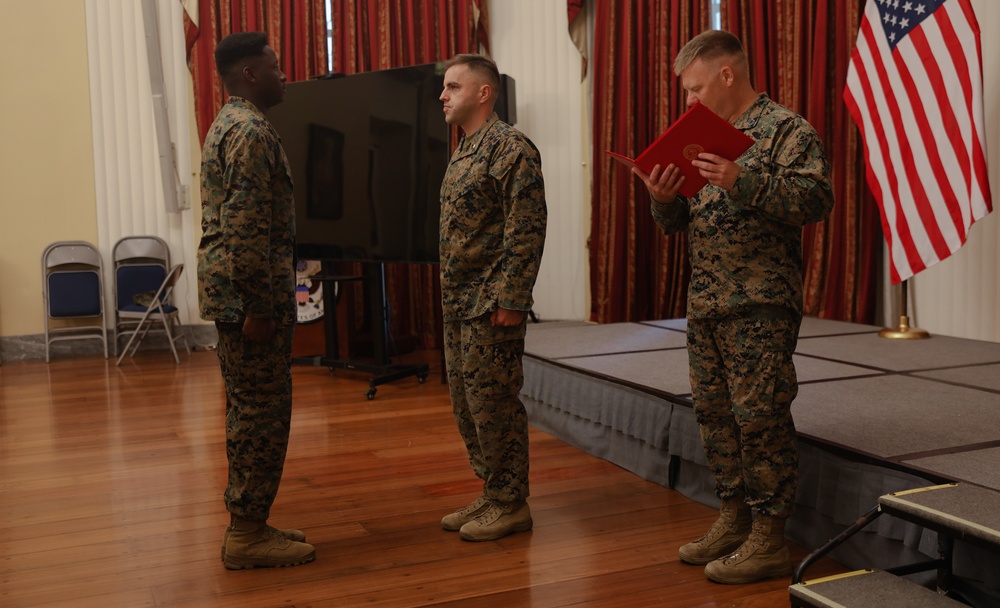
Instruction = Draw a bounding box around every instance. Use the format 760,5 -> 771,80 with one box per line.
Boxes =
879,279 -> 930,340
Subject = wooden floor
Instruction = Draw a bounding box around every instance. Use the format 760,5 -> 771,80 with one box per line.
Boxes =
0,347 -> 845,607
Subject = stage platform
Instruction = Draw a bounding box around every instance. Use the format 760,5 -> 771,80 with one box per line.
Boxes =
520,317 -> 1000,582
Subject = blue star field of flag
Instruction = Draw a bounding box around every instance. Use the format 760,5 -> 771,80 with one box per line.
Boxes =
875,0 -> 946,49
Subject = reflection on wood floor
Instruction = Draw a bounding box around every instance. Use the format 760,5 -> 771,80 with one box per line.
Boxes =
0,349 -> 844,607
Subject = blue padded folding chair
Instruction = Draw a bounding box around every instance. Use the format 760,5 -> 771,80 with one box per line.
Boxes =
112,236 -> 170,356
42,241 -> 109,362
115,264 -> 190,365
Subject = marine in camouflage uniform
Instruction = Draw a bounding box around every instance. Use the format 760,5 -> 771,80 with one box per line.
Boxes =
439,68 -> 546,541
638,29 -> 833,584
197,32 -> 312,570
200,93 -> 297,525
651,92 -> 834,519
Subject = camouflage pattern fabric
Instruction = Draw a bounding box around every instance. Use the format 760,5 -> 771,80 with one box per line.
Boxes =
439,112 -> 546,504
648,94 -> 833,515
198,96 -> 296,328
217,322 -> 294,521
439,112 -> 547,322
444,316 -> 529,504
650,93 -> 834,320
198,96 -> 297,521
687,314 -> 799,517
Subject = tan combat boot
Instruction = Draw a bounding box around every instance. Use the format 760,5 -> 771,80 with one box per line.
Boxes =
221,519 -> 306,561
703,514 -> 792,584
441,495 -> 490,531
458,500 -> 533,541
223,518 -> 316,570
678,498 -> 752,564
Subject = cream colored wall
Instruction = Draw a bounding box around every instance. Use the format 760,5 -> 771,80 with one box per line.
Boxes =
0,0 -> 98,337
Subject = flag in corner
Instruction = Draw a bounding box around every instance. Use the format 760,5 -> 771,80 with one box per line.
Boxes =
844,0 -> 992,284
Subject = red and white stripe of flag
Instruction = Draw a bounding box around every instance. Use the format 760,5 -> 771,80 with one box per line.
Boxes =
844,0 -> 992,284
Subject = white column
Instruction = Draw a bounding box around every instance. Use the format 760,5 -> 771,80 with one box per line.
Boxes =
489,0 -> 590,321
84,0 -> 199,326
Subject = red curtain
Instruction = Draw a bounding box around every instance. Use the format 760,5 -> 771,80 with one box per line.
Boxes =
188,0 -> 330,143
589,0 -> 712,323
330,0 -> 490,350
332,0 -> 488,73
722,0 -> 879,322
588,0 -> 879,324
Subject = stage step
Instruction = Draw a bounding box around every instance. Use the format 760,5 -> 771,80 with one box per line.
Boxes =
792,483 -> 1000,606
879,483 -> 1000,551
790,569 -> 966,608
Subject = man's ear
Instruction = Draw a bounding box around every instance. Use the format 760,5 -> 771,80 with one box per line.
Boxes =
241,61 -> 257,85
720,65 -> 734,86
478,83 -> 492,105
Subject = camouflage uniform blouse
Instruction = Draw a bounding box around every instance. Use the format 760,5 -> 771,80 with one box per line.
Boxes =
651,94 -> 834,319
198,97 -> 297,327
439,113 -> 547,322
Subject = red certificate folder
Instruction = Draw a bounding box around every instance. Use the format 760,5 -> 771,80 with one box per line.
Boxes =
605,102 -> 755,197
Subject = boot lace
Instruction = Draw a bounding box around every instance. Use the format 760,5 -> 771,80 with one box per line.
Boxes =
472,502 -> 505,525
456,496 -> 489,517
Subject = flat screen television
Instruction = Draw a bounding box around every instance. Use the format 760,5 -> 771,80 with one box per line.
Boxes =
267,63 -> 450,264
269,64 -> 515,265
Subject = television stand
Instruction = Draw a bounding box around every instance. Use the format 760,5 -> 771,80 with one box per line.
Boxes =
293,261 -> 429,399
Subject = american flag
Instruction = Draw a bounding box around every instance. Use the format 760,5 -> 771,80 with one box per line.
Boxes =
844,0 -> 992,284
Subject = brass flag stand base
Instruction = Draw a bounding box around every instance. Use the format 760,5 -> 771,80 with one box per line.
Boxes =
879,280 -> 930,340
878,315 -> 930,340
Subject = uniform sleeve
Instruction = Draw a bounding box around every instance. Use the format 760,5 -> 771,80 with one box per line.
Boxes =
729,119 -> 834,227
492,139 -> 547,312
220,124 -> 276,319
650,194 -> 690,235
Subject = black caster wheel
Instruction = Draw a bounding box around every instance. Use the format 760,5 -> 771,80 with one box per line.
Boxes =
417,374 -> 427,384
365,388 -> 376,400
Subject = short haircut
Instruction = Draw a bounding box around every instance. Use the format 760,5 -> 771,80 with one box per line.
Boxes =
444,53 -> 502,98
673,30 -> 747,76
214,32 -> 270,80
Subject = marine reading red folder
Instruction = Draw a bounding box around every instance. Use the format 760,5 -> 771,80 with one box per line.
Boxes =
605,102 -> 755,198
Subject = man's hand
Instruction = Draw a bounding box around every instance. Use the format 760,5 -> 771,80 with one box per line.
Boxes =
633,163 -> 685,204
243,317 -> 277,344
692,153 -> 741,191
490,308 -> 527,327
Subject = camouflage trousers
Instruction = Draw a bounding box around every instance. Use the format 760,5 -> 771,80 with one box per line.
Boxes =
216,321 -> 294,522
687,313 -> 800,517
443,314 -> 529,504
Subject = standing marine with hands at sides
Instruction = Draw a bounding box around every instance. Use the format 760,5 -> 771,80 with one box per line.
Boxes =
437,53 -> 547,542
634,30 -> 834,584
198,32 -> 315,570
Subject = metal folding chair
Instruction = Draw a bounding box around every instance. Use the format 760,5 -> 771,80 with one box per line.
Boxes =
115,264 -> 190,365
112,236 -> 170,356
42,241 -> 109,362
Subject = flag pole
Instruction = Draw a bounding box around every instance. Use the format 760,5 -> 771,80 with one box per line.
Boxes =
878,279 -> 929,340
